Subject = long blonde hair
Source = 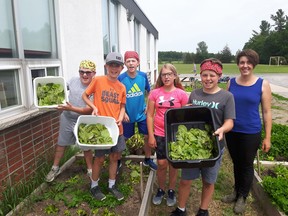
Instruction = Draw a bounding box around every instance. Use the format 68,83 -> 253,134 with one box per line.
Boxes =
155,63 -> 184,90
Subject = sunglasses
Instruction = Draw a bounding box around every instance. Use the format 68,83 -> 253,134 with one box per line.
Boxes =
79,70 -> 94,75
107,63 -> 122,67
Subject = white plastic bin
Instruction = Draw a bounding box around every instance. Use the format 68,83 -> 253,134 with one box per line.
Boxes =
33,76 -> 68,108
74,115 -> 119,150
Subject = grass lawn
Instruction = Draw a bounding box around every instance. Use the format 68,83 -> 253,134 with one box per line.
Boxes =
158,62 -> 288,75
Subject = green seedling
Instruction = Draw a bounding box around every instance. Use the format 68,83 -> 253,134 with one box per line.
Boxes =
44,204 -> 59,214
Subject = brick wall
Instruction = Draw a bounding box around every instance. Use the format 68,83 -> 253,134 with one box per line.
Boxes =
0,111 -> 60,194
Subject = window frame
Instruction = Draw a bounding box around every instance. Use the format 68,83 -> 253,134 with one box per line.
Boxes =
102,0 -> 119,56
0,0 -> 61,125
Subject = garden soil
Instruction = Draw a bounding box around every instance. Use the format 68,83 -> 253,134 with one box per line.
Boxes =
19,95 -> 288,216
22,159 -> 149,216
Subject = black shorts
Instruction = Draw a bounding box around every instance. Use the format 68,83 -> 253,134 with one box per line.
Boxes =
155,135 -> 167,160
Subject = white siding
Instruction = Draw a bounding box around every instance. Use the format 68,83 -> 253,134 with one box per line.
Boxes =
56,0 -> 105,79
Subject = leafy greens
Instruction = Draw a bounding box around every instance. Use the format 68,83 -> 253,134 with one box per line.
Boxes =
78,123 -> 113,145
169,124 -> 214,160
37,83 -> 65,106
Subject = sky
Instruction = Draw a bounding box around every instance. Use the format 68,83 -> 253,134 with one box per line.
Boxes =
136,0 -> 288,55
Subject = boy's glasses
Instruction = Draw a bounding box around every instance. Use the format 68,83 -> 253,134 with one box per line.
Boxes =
79,70 -> 93,75
161,72 -> 174,78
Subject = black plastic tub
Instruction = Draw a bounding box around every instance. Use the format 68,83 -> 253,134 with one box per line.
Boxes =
165,106 -> 220,168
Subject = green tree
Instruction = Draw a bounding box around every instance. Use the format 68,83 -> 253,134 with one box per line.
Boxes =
262,30 -> 288,63
271,9 -> 287,32
253,20 -> 271,36
183,52 -> 194,64
244,9 -> 288,64
244,33 -> 268,63
195,41 -> 209,63
218,45 -> 233,63
158,51 -> 184,63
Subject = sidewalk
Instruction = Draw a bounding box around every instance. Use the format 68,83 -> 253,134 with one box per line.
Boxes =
270,83 -> 288,98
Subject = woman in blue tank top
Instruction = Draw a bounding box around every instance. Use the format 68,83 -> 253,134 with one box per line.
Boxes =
221,49 -> 272,214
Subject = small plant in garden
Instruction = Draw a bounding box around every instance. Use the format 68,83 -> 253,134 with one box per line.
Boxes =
125,129 -> 144,154
125,160 -> 141,184
44,204 -> 59,214
76,208 -> 87,216
91,208 -> 99,215
262,165 -> 288,215
260,123 -> 288,161
102,207 -> 119,216
64,209 -> 71,216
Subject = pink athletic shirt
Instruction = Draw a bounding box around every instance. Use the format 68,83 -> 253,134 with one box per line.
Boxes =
148,87 -> 188,136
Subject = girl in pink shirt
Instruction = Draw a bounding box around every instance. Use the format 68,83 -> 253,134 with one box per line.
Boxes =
147,63 -> 188,207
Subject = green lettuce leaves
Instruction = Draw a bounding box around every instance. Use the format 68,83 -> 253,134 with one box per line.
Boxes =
169,124 -> 214,160
78,123 -> 113,145
37,83 -> 65,106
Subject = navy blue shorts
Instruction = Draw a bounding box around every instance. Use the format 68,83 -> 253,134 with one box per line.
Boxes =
122,119 -> 148,138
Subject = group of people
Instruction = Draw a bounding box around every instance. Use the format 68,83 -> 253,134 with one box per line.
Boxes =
46,51 -> 157,202
45,48 -> 272,216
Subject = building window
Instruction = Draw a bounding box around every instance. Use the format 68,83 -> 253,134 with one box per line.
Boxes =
0,69 -> 21,110
0,0 -> 60,121
134,20 -> 140,53
31,67 -> 59,80
18,0 -> 57,59
102,0 -> 119,57
0,0 -> 17,58
47,67 -> 59,76
0,0 -> 57,59
147,31 -> 151,71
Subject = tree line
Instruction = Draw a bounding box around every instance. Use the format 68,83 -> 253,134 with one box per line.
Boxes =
159,9 -> 288,65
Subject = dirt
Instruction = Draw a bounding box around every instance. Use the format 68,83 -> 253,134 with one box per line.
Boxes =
17,96 -> 288,216
271,97 -> 288,125
20,158 -> 149,216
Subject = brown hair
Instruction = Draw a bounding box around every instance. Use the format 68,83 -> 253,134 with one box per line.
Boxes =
236,49 -> 259,68
155,63 -> 184,90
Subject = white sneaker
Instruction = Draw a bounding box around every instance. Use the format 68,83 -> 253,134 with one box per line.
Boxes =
46,167 -> 60,182
87,169 -> 92,180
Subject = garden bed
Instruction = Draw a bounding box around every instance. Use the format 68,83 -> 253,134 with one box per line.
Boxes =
252,170 -> 286,216
9,154 -> 153,216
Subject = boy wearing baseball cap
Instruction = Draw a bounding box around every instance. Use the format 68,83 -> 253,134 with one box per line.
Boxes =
82,52 -> 126,201
118,51 -> 157,171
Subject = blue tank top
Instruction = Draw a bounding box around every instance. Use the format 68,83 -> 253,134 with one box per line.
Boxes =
229,77 -> 263,133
